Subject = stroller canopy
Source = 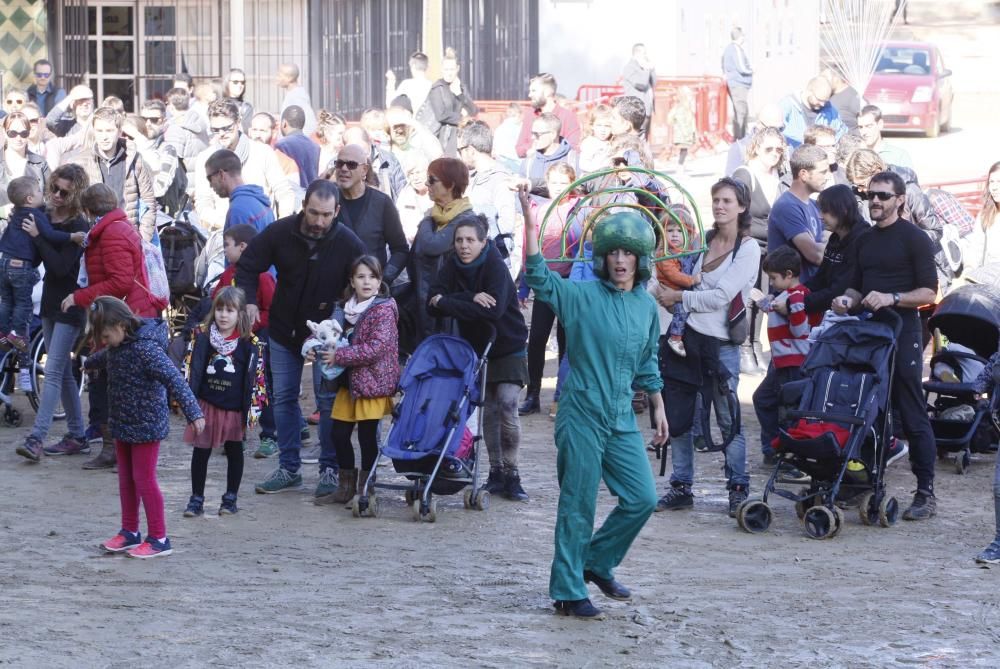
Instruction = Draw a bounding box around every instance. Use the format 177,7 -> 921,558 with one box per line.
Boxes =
399,335 -> 480,390
928,284 -> 1000,358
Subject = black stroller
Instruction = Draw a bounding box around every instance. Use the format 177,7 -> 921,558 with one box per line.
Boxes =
923,285 -> 1000,474
736,310 -> 902,539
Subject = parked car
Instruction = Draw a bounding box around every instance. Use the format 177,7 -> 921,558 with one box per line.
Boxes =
864,41 -> 955,138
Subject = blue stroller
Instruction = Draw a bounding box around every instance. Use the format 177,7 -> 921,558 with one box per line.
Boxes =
352,334 -> 491,522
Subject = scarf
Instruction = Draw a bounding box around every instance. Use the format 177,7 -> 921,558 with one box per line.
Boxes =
430,197 -> 472,229
210,323 -> 239,356
453,246 -> 489,282
343,295 -> 377,325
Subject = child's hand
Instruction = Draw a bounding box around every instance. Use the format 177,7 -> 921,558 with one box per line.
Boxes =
191,417 -> 206,435
691,272 -> 701,285
321,349 -> 338,366
70,231 -> 87,246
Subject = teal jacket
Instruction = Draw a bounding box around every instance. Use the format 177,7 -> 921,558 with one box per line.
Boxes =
524,252 -> 662,432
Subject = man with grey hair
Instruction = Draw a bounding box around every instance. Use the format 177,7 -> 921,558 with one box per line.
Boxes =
276,63 -> 316,135
458,120 -> 520,278
722,27 -> 753,140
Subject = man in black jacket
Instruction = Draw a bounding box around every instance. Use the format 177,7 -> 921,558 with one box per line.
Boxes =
236,180 -> 367,496
333,143 -> 409,284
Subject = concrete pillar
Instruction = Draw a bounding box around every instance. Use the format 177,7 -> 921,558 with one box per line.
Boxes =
230,0 -> 245,69
423,0 -> 443,79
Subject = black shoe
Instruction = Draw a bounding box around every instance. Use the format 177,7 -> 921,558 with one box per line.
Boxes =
518,394 -> 540,416
694,435 -> 708,453
903,489 -> 937,520
553,598 -> 605,620
655,484 -> 693,511
503,472 -> 529,502
777,462 -> 810,484
484,467 -> 505,495
583,569 -> 632,601
728,485 -> 749,518
762,452 -> 777,467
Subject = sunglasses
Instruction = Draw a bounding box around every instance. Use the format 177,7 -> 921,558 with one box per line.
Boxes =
34,71 -> 51,78
611,157 -> 629,168
762,146 -> 783,154
865,191 -> 896,202
142,115 -> 164,124
5,99 -> 25,106
210,122 -> 236,135
230,79 -> 246,85
6,129 -> 29,139
50,184 -> 71,198
530,130 -> 552,138
206,170 -> 221,181
333,159 -> 361,171
426,175 -> 440,185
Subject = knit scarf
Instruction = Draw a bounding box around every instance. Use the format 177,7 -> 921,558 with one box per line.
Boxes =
430,197 -> 472,229
210,323 -> 239,355
343,295 -> 376,325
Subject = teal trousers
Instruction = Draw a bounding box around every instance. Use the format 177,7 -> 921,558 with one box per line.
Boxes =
549,417 -> 657,601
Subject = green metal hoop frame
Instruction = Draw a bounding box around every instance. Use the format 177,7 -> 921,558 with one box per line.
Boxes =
537,166 -> 707,264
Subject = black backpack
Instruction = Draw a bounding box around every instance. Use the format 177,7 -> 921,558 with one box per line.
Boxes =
159,215 -> 205,297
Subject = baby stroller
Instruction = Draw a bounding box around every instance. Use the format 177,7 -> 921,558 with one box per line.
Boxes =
352,333 -> 491,522
923,285 -> 1000,474
736,310 -> 902,539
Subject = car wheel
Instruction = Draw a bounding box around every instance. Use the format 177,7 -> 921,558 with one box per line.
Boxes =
940,107 -> 952,132
925,113 -> 940,138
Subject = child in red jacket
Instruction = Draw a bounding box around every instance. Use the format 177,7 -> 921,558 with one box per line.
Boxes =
752,246 -> 822,459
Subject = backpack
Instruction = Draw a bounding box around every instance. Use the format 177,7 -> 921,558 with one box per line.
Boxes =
159,216 -> 206,296
158,157 -> 189,217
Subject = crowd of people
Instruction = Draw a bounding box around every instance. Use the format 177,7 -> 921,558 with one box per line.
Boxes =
1,47 -> 999,618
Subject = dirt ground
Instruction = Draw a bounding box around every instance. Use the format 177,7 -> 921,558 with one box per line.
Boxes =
1,350 -> 998,669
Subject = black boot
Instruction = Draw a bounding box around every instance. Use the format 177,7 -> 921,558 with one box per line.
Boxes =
518,392 -> 540,416
484,467 -> 505,494
503,469 -> 529,502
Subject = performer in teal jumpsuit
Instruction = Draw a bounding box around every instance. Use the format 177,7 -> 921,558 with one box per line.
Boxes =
518,186 -> 669,620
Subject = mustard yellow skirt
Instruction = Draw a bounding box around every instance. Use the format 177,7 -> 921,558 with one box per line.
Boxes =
331,388 -> 394,422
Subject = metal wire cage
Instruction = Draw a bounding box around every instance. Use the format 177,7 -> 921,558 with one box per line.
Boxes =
537,167 -> 707,265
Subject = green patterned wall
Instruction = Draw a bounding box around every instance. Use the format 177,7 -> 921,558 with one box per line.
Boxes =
0,0 -> 48,92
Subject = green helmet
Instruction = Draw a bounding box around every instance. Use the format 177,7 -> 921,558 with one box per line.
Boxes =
591,211 -> 656,283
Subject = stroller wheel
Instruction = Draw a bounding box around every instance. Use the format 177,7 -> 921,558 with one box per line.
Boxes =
473,490 -> 490,512
463,489 -> 473,509
3,407 -> 21,427
829,506 -> 845,539
795,488 -> 820,521
368,494 -> 380,518
954,451 -> 971,475
411,499 -> 422,521
857,493 -> 877,526
350,495 -> 361,518
803,506 -> 837,540
736,500 -> 772,534
426,499 -> 438,523
405,490 -> 416,506
878,496 -> 899,528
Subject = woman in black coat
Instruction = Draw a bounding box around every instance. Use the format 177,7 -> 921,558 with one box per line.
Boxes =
428,215 -> 530,502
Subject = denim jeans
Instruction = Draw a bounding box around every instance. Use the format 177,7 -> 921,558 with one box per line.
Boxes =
311,354 -> 336,471
669,342 -> 748,489
0,257 -> 39,339
270,338 -> 336,474
30,318 -> 85,441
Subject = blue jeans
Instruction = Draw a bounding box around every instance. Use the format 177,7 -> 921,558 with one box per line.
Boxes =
311,353 -> 336,470
30,318 -> 85,441
669,342 -> 748,489
269,338 -> 336,474
0,257 -> 39,340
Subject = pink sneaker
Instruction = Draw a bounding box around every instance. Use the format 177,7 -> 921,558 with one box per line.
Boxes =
126,537 -> 173,559
100,529 -> 142,553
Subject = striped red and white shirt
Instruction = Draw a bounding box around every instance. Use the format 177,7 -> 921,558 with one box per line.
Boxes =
765,284 -> 822,369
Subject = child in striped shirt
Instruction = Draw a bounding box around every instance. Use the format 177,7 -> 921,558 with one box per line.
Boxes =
752,246 -> 822,459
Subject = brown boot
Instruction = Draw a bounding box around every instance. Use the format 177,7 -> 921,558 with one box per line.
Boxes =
330,468 -> 358,505
82,429 -> 116,470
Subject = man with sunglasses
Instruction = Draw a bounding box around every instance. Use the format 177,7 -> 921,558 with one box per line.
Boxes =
833,170 -> 939,521
44,84 -> 93,139
192,100 -> 294,231
26,59 -> 65,117
522,113 -> 577,197
778,76 -> 846,148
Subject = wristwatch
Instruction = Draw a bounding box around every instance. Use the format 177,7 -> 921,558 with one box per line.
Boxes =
892,292 -> 901,306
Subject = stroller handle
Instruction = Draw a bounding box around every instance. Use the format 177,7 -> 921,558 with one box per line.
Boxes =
862,308 -> 904,338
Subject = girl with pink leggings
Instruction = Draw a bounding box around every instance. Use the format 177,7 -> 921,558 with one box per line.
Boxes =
82,297 -> 204,559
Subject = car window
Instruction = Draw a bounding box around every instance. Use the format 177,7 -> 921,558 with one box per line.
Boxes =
875,47 -> 931,75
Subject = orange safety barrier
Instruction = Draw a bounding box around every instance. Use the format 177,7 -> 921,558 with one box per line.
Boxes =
924,178 -> 985,219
